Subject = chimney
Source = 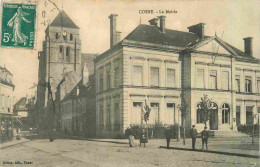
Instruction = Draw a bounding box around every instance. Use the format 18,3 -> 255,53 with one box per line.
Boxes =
83,63 -> 89,85
109,14 -> 119,48
116,31 -> 121,44
158,16 -> 166,33
149,18 -> 159,27
187,23 -> 205,39
243,37 -> 253,56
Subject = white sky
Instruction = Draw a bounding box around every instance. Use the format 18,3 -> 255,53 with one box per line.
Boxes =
0,0 -> 259,100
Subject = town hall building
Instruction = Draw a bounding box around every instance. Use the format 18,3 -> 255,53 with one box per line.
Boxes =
94,14 -> 260,137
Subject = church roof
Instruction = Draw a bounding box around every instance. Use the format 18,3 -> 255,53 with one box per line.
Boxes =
49,10 -> 79,29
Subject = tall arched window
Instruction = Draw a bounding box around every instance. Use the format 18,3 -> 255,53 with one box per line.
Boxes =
66,47 -> 70,63
197,101 -> 218,124
222,103 -> 230,124
59,46 -> 63,53
70,34 -> 73,41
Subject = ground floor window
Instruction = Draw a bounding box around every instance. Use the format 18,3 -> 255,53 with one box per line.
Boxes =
246,106 -> 253,125
99,103 -> 104,129
258,107 -> 260,124
222,103 -> 230,124
150,103 -> 159,124
236,106 -> 241,126
106,102 -> 111,129
132,102 -> 142,124
114,103 -> 120,130
166,103 -> 175,124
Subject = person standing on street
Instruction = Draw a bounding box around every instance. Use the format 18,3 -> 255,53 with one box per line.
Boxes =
201,126 -> 209,150
190,125 -> 197,150
164,127 -> 172,149
49,128 -> 56,142
128,129 -> 135,147
16,128 -> 21,140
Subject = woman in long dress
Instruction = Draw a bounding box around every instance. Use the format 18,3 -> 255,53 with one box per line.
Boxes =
7,7 -> 31,46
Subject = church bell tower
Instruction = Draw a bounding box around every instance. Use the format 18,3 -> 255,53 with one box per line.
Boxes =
44,10 -> 81,94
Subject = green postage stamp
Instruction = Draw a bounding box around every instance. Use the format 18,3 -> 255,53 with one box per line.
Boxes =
1,3 -> 36,49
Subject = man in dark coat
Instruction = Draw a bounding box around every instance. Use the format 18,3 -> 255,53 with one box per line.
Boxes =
164,127 -> 172,149
190,125 -> 197,150
201,126 -> 209,150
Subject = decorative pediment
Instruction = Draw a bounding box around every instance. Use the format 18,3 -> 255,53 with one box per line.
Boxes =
195,38 -> 231,55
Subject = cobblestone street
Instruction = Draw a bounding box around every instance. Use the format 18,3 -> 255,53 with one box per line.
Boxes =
0,136 -> 259,167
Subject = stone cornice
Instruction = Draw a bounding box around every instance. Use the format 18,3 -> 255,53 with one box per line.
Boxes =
164,60 -> 179,64
195,61 -> 231,68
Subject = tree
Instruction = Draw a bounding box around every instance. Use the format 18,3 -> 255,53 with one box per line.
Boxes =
143,100 -> 151,137
177,98 -> 188,145
197,94 -> 215,127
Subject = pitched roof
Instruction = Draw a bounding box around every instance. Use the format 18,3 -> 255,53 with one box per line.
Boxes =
0,66 -> 13,75
0,80 -> 15,88
50,10 -> 79,29
124,24 -> 210,48
122,24 -> 260,63
221,40 -> 259,63
14,97 -> 27,111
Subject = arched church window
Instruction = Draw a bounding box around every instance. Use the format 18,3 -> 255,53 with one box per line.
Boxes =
70,34 -> 73,41
59,46 -> 63,53
66,47 -> 70,62
222,103 -> 230,124
55,33 -> 59,39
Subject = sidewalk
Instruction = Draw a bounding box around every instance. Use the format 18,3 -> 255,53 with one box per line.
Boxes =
0,137 -> 29,149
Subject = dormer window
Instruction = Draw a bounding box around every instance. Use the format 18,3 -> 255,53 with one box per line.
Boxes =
70,34 -> 73,41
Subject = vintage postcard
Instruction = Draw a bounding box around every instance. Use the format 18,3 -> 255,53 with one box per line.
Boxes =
0,0 -> 259,166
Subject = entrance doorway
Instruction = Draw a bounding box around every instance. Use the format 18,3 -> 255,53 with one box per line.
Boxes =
209,102 -> 218,130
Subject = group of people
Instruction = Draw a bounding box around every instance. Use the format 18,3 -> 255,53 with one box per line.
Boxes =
128,128 -> 148,147
190,125 -> 209,150
166,125 -> 210,150
128,125 -> 210,150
